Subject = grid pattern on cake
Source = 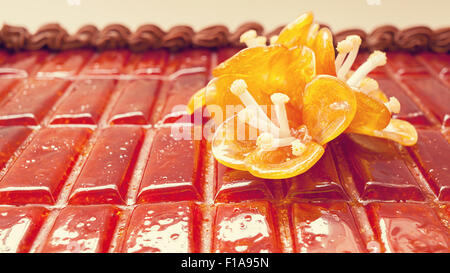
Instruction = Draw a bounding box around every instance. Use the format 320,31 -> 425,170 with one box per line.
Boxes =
0,48 -> 449,253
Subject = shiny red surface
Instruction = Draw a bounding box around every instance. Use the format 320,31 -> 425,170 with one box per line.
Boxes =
40,205 -> 119,253
372,76 -> 430,125
51,79 -> 116,124
216,47 -> 241,64
0,127 -> 91,205
213,201 -> 280,253
0,51 -> 49,100
0,51 -> 49,75
38,50 -> 93,77
0,126 -> 32,169
69,127 -> 144,205
402,75 -> 450,126
137,126 -> 202,203
409,129 -> 450,201
108,79 -> 160,124
366,202 -> 450,253
121,202 -> 196,253
0,206 -> 48,253
81,50 -> 130,75
286,149 -> 348,201
417,52 -> 450,77
215,162 -> 274,202
386,52 -> 429,75
342,135 -> 424,202
0,50 -> 447,253
158,49 -> 211,124
291,202 -> 366,253
129,50 -> 168,75
0,79 -> 69,125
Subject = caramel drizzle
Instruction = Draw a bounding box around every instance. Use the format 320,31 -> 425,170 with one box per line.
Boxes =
0,23 -> 448,53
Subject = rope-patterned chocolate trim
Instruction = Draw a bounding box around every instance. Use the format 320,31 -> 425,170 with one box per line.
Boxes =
0,22 -> 448,53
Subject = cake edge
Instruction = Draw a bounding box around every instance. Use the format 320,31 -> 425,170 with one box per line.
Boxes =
0,22 -> 448,53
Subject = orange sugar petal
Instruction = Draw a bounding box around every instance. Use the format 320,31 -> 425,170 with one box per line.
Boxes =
346,91 -> 391,135
303,75 -> 357,145
274,12 -> 314,48
371,118 -> 418,146
312,27 -> 336,76
244,141 -> 324,179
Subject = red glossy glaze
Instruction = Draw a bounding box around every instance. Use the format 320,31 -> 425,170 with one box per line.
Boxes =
0,126 -> 32,169
212,201 -> 280,253
291,202 -> 366,253
121,202 -> 197,253
81,50 -> 130,75
37,50 -> 93,77
366,202 -> 450,253
40,205 -> 119,253
417,52 -> 450,77
158,49 -> 211,123
0,51 -> 48,75
137,126 -> 202,203
69,127 -> 144,204
0,78 -> 70,125
0,127 -> 91,205
217,47 -> 241,64
386,52 -> 429,75
373,76 -> 430,125
0,51 -> 49,100
342,134 -> 424,202
215,162 -> 274,202
0,50 -> 9,65
409,129 -> 450,200
286,149 -> 348,201
402,75 -> 450,126
129,50 -> 168,75
0,48 -> 448,253
0,206 -> 48,253
51,79 -> 116,124
108,79 -> 160,125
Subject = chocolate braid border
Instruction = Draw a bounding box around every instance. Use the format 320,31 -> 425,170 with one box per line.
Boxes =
0,22 -> 448,53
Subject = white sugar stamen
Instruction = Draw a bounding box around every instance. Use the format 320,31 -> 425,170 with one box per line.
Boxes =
384,96 -> 401,114
347,51 -> 387,88
231,79 -> 279,135
270,93 -> 291,138
256,133 -> 298,151
237,107 -> 280,136
247,36 -> 267,47
335,39 -> 353,72
358,77 -> 379,94
270,35 -> 279,45
240,30 -> 257,43
274,136 -> 297,148
240,30 -> 267,47
257,133 -> 275,150
291,139 -> 307,156
337,35 -> 362,80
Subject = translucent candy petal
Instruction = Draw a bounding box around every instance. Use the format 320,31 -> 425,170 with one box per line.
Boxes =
303,75 -> 357,145
212,114 -> 258,171
346,91 -> 391,135
244,141 -> 324,179
274,12 -> 314,48
210,45 -> 316,114
312,28 -> 336,75
371,119 -> 418,146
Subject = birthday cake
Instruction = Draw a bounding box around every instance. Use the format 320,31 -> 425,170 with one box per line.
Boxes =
0,12 -> 449,253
